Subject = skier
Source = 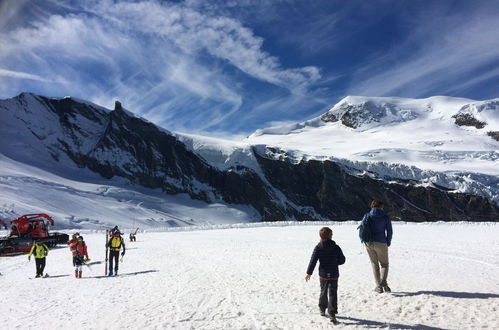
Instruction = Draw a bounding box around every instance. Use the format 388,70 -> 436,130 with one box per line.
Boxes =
360,200 -> 393,293
73,235 -> 90,278
129,227 -> 138,242
106,230 -> 125,276
305,227 -> 346,324
28,240 -> 49,278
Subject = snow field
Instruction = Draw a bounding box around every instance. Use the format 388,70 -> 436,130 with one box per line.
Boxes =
1,223 -> 498,329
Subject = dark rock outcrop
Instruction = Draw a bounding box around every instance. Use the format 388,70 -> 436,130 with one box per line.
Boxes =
452,113 -> 486,129
254,150 -> 499,222
487,131 -> 499,142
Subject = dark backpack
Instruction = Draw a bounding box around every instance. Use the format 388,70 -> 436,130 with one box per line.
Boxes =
358,214 -> 373,243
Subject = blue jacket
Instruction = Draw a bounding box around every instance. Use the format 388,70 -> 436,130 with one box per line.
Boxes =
362,208 -> 393,246
306,239 -> 345,278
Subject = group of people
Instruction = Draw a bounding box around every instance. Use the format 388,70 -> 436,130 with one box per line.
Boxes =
28,227 -> 130,279
26,200 -> 391,324
305,199 -> 393,324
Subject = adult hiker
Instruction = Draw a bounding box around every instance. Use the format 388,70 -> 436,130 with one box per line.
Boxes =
109,225 -> 120,236
73,235 -> 90,278
305,227 -> 346,324
360,199 -> 393,293
106,230 -> 125,276
28,240 -> 49,278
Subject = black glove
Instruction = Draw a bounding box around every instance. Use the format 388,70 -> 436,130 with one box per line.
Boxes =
121,251 -> 125,257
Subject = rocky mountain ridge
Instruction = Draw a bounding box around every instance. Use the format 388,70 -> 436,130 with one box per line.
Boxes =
1,93 -> 498,222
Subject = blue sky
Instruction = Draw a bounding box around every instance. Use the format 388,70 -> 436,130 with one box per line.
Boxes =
1,0 -> 499,137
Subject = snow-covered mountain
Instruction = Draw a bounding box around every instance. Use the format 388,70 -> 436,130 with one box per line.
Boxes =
0,93 -> 498,228
247,95 -> 499,175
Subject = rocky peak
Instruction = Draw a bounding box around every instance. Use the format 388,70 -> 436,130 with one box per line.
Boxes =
114,100 -> 123,112
320,97 -> 418,129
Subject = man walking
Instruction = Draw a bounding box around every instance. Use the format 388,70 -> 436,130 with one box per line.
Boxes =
360,200 -> 393,293
106,230 -> 125,276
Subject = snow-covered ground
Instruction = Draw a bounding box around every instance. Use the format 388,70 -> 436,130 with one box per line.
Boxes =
1,223 -> 498,329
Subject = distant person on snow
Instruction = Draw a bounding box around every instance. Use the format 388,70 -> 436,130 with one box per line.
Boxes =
28,240 -> 49,278
107,230 -> 125,276
305,227 -> 346,324
360,199 -> 393,293
73,235 -> 90,278
68,233 -> 79,256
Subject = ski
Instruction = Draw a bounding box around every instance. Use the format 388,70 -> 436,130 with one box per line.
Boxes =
104,229 -> 108,276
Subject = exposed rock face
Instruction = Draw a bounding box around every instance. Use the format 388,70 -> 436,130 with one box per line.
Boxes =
255,149 -> 499,222
3,93 -> 499,222
320,101 -> 417,129
452,113 -> 486,129
487,131 -> 499,142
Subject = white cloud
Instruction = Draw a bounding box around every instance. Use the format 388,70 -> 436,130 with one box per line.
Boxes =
84,0 -> 321,91
0,68 -> 52,82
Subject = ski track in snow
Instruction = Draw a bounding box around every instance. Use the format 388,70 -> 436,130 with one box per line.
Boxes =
1,223 -> 498,330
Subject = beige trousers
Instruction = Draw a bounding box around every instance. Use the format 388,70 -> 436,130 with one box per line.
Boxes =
365,242 -> 389,287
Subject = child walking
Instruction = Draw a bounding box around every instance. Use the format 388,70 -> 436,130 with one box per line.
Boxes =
73,235 -> 89,278
305,227 -> 346,324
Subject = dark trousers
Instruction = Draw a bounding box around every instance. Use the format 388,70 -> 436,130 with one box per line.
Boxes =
35,258 -> 46,276
319,279 -> 338,316
109,250 -> 120,273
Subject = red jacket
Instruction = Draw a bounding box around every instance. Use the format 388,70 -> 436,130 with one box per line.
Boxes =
75,241 -> 88,259
68,238 -> 78,256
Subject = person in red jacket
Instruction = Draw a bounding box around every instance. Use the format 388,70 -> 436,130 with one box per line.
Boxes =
68,233 -> 79,257
73,235 -> 89,278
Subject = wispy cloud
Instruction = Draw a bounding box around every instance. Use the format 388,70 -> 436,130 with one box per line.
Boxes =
0,68 -> 52,82
0,0 -> 323,134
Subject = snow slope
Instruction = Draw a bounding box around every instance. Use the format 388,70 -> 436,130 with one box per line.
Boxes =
0,154 -> 258,229
0,223 -> 498,329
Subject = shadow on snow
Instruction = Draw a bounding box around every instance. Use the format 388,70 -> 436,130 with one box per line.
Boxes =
392,291 -> 499,299
337,316 -> 449,330
91,269 -> 158,279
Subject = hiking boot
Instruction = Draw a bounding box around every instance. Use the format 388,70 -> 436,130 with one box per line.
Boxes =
330,315 -> 339,325
35,274 -> 41,278
382,285 -> 391,293
320,309 -> 326,316
374,286 -> 383,293
108,271 -> 113,277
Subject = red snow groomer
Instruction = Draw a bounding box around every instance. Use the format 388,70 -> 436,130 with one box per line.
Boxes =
0,214 -> 69,256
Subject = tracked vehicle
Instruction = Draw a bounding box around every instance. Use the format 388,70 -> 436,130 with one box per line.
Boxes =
0,214 -> 69,256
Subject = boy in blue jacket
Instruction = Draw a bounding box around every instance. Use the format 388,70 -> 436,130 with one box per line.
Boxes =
305,227 -> 346,324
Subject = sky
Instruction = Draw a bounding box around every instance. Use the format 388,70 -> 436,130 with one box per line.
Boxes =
1,0 -> 499,137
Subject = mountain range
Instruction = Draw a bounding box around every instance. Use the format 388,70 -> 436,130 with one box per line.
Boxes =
0,92 -> 497,228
